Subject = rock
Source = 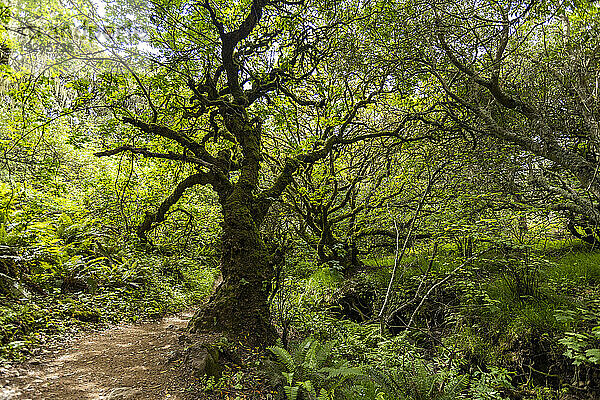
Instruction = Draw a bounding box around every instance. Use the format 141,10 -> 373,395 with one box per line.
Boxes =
105,387 -> 142,399
183,342 -> 222,379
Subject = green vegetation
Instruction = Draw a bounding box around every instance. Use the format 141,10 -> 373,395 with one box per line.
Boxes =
262,243 -> 600,399
0,126 -> 219,360
1,0 -> 600,398
0,195 -> 218,358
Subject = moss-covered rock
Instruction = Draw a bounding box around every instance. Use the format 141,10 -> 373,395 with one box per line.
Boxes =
72,307 -> 100,323
183,341 -> 223,379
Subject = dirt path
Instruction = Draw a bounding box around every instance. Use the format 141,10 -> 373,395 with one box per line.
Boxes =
1,311 -> 196,400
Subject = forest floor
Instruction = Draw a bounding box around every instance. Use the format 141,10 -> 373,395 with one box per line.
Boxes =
0,310 -> 197,400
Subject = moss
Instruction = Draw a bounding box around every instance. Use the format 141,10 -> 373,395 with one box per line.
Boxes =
72,307 -> 100,323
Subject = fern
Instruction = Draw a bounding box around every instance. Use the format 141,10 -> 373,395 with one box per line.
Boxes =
300,380 -> 317,399
269,345 -> 297,373
366,364 -> 468,400
284,385 -> 299,400
366,368 -> 405,398
317,388 -> 332,400
319,364 -> 363,379
319,341 -> 335,365
305,339 -> 319,370
282,371 -> 295,385
296,337 -> 317,366
268,337 -> 368,400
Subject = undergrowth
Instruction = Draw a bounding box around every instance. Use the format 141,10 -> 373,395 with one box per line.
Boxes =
262,240 -> 600,399
0,186 -> 217,360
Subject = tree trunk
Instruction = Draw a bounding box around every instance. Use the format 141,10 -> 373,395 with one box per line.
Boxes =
188,116 -> 277,348
188,198 -> 277,347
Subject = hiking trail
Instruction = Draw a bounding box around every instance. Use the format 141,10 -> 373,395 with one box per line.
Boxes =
0,311 -> 196,400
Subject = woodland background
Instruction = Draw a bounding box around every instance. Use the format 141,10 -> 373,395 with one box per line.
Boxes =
1,0 -> 600,399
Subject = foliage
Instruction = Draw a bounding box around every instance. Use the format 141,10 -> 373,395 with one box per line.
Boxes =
556,307 -> 600,368
1,0 -> 600,398
266,337 -> 364,400
0,134 -> 218,361
558,330 -> 600,367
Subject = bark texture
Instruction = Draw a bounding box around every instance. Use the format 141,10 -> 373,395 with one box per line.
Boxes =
188,162 -> 278,346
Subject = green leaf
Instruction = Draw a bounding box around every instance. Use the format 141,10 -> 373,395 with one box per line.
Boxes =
585,349 -> 600,364
300,380 -> 317,399
268,345 -> 296,373
282,371 -> 295,385
317,388 -> 331,400
284,385 -> 299,400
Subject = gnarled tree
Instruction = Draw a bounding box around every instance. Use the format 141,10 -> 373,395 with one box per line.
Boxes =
92,0 -> 414,346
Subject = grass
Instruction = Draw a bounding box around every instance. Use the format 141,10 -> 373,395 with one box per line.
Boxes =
456,245 -> 594,339
543,251 -> 600,286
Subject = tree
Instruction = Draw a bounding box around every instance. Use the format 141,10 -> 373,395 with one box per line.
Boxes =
416,0 -> 600,242
284,138 -> 405,275
88,0 -> 418,346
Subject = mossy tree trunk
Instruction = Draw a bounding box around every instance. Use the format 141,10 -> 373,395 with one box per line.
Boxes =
188,113 -> 278,346
188,202 -> 278,345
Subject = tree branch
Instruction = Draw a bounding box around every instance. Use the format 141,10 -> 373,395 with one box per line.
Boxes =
121,117 -> 219,167
137,171 -> 228,240
435,22 -> 538,119
94,145 -> 215,168
218,0 -> 268,101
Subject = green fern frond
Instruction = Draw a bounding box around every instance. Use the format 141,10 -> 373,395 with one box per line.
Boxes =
297,337 -> 315,361
282,371 -> 295,385
366,368 -> 405,398
317,388 -> 331,400
319,364 -> 363,379
319,341 -> 335,365
300,380 -> 317,399
447,374 -> 468,394
284,385 -> 299,400
305,339 -> 320,370
269,345 -> 297,373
